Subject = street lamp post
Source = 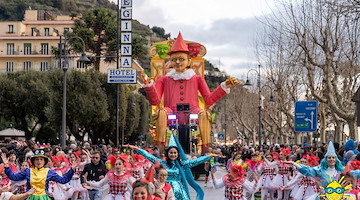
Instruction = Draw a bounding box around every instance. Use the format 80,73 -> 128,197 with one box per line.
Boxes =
59,35 -> 90,149
244,65 -> 262,146
116,0 -> 120,147
224,96 -> 227,146
244,65 -> 274,147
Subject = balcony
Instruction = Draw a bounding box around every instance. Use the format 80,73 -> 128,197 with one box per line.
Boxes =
0,51 -> 52,57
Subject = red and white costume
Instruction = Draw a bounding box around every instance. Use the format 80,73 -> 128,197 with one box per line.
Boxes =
270,160 -> 292,200
68,166 -> 89,200
212,175 -> 260,200
0,176 -> 10,188
88,171 -> 135,200
285,173 -> 319,200
257,164 -> 275,189
257,162 -> 276,200
155,182 -> 175,200
126,164 -> 144,180
68,152 -> 90,200
52,168 -> 75,200
12,180 -> 27,194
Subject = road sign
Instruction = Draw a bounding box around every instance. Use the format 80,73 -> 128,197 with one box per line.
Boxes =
294,101 -> 318,132
218,133 -> 225,140
107,69 -> 137,84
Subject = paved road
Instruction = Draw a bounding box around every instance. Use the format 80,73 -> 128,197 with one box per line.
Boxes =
189,165 -> 226,200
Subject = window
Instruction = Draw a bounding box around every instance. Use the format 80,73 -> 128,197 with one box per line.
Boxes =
7,43 -> 14,55
40,62 -> 49,71
8,25 -> 14,33
44,28 -> 50,36
6,62 -> 14,72
24,43 -> 31,55
77,60 -> 86,69
41,43 -> 48,55
23,61 -> 31,71
31,28 -> 36,36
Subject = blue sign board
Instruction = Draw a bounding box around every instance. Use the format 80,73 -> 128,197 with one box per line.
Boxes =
107,69 -> 137,84
218,133 -> 225,140
294,101 -> 318,132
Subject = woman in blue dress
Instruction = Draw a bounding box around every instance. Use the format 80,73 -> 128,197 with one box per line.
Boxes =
126,134 -> 217,200
284,141 -> 344,188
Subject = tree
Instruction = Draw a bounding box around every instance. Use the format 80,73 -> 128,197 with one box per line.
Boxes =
71,7 -> 117,71
45,69 -> 110,142
69,13 -> 77,20
151,26 -> 170,40
256,0 -> 359,142
211,85 -> 260,146
0,72 -> 50,139
132,34 -> 148,60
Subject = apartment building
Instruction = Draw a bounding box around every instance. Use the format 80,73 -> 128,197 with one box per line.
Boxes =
0,10 -> 143,76
0,10 -> 79,72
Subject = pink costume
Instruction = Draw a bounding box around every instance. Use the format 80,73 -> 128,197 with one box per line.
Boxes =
144,69 -> 228,124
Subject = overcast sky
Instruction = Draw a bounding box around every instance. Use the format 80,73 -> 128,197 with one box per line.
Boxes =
111,0 -> 277,78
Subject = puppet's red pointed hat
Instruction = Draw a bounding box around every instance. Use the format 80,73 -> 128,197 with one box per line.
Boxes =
168,32 -> 189,55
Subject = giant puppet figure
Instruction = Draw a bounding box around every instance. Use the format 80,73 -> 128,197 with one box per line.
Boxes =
142,32 -> 240,148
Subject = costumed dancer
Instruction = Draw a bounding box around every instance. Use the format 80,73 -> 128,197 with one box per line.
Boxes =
204,147 -> 216,187
126,134 -> 216,200
344,159 -> 360,199
266,148 -> 292,200
126,154 -> 144,180
12,161 -> 29,194
211,162 -> 261,200
244,153 -> 262,180
141,32 -> 240,149
283,141 -> 353,200
154,166 -> 175,200
243,153 -> 262,200
280,155 -> 320,200
50,155 -> 75,200
0,166 -> 10,189
257,153 -> 277,200
2,148 -> 76,200
132,180 -> 162,200
288,141 -> 344,188
7,150 -> 19,173
79,150 -> 91,165
226,152 -> 243,171
84,155 -> 135,200
68,151 -> 89,200
142,149 -> 155,174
